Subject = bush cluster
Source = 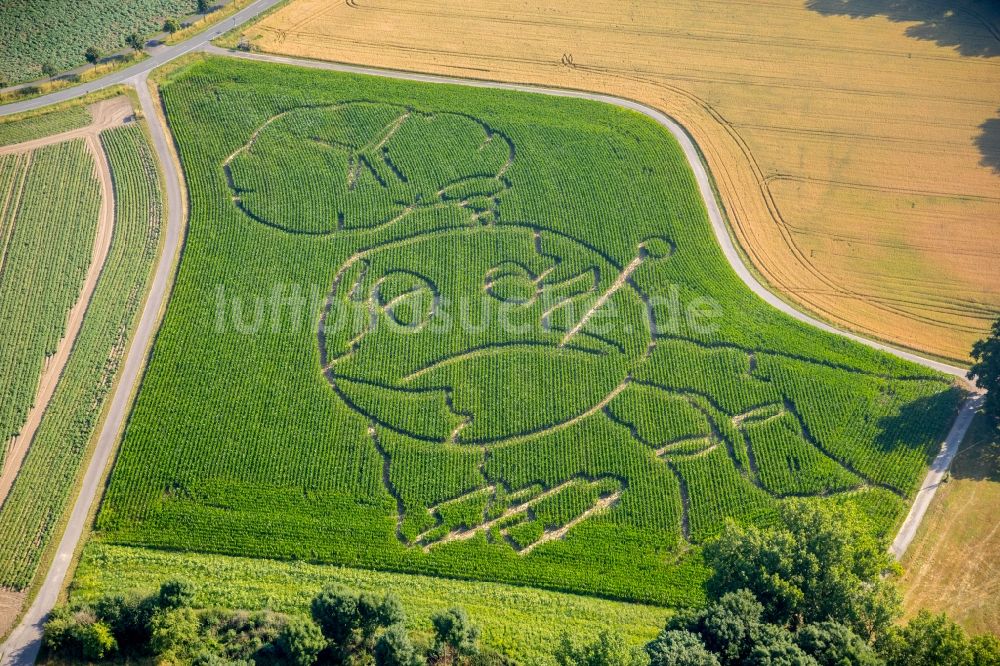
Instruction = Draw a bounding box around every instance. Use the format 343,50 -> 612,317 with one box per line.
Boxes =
44,580 -> 509,665
556,503 -> 1000,666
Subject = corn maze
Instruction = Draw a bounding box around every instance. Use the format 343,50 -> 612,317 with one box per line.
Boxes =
96,57 -> 962,606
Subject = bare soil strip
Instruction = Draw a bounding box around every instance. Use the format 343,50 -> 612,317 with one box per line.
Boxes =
0,591 -> 25,646
0,99 -> 128,508
418,478 -> 622,553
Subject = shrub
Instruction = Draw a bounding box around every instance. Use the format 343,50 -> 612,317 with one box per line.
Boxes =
158,578 -> 196,610
555,630 -> 648,666
79,621 -> 118,661
150,606 -> 203,659
311,583 -> 360,646
432,607 -> 480,658
375,623 -> 421,666
276,616 -> 326,666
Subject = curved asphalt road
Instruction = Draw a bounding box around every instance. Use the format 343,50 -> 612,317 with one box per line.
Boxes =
0,25 -> 981,664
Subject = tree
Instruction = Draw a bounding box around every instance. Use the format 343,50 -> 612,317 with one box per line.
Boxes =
690,589 -> 766,665
163,18 -> 180,34
149,607 -> 201,659
42,605 -> 80,654
795,622 -> 879,666
276,616 -> 326,666
431,607 -> 480,658
157,578 -> 196,610
375,623 -> 421,666
94,592 -> 154,646
125,33 -> 145,52
877,610 -> 974,666
78,621 -> 118,661
971,634 -> 1000,666
84,47 -> 100,67
703,502 -> 900,639
197,0 -> 211,13
555,630 -> 647,666
744,624 -> 816,666
646,630 -> 720,666
41,62 -> 58,78
969,316 -> 1000,424
357,592 -> 406,646
311,583 -> 360,647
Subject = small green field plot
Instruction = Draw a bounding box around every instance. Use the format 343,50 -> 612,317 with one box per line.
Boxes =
0,0 -> 198,84
0,122 -> 162,589
0,139 -> 99,460
0,106 -> 91,147
95,56 -> 962,606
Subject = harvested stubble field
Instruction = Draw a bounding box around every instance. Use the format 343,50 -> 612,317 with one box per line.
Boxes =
95,56 -> 961,607
234,0 -> 1000,364
900,413 -> 1000,635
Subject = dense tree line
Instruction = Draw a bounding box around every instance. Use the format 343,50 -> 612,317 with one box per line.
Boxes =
557,503 -> 1000,666
43,580 -> 508,665
970,316 -> 1000,424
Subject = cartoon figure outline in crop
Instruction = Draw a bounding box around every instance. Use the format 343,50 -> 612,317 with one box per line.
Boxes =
228,102 -> 878,553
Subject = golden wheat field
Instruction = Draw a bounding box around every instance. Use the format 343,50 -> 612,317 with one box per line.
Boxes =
236,0 -> 1000,363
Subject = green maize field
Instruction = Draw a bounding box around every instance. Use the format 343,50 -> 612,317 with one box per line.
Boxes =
95,56 -> 962,607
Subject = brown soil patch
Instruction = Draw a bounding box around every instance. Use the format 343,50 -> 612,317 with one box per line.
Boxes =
241,0 -> 1000,362
0,588 -> 27,640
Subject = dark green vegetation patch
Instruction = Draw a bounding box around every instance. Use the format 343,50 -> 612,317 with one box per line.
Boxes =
97,56 -> 961,606
0,0 -> 199,84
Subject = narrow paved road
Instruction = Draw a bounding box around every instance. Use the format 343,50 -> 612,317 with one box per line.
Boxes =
890,393 -> 985,559
0,29 -> 983,664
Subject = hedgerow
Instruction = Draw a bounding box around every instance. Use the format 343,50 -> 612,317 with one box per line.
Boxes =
95,56 -> 961,606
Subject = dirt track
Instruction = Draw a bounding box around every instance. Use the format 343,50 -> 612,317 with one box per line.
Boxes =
0,98 -> 130,508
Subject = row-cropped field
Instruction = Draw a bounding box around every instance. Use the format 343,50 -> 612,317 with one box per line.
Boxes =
0,0 -> 199,85
0,106 -> 91,147
0,121 -> 162,592
0,139 -> 99,459
95,56 -> 962,607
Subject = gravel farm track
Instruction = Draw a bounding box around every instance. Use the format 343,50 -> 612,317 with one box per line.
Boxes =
0,9 -> 984,663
